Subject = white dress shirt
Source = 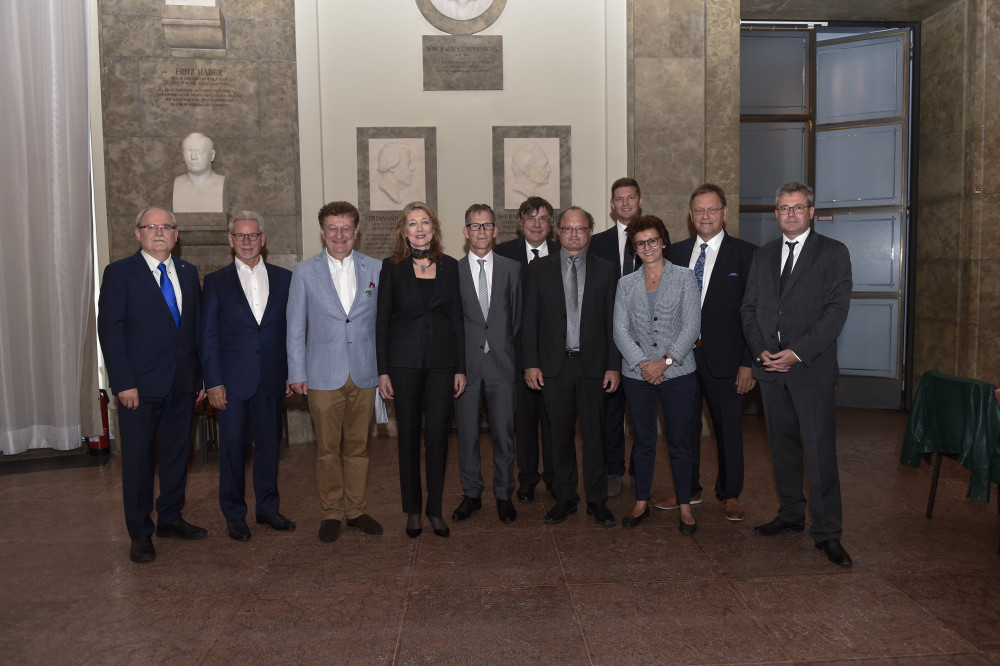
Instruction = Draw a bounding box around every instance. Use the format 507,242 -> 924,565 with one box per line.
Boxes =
140,250 -> 182,313
236,259 -> 269,324
467,250 -> 494,297
525,239 -> 549,263
327,250 -> 356,314
687,231 -> 725,307
781,227 -> 810,273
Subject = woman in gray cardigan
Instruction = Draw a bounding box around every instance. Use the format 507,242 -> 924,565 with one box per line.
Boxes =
613,216 -> 701,533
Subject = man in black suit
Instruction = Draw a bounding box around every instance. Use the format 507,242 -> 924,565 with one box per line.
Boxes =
588,177 -> 642,498
522,206 -> 620,527
740,181 -> 853,567
98,207 -> 207,563
665,184 -> 756,521
199,211 -> 296,541
494,197 -> 559,503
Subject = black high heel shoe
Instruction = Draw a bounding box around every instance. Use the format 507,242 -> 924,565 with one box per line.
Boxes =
427,514 -> 450,538
405,514 -> 422,539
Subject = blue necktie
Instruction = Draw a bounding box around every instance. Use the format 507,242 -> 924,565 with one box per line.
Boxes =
158,263 -> 181,329
694,242 -> 708,289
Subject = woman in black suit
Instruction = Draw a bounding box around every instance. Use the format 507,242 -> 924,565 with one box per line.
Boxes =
376,202 -> 466,538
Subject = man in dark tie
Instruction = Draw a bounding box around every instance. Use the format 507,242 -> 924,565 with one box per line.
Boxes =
494,197 -> 559,503
199,211 -> 296,541
664,184 -> 757,521
453,204 -> 521,524
740,181 -> 854,567
522,207 -> 620,527
588,177 -> 642,498
98,207 -> 207,563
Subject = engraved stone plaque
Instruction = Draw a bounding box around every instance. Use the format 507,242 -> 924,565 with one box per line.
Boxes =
423,35 -> 502,91
141,59 -> 258,136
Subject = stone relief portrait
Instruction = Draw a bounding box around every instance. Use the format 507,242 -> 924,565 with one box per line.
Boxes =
172,131 -> 228,213
429,0 -> 493,21
369,138 -> 427,211
504,137 -> 559,210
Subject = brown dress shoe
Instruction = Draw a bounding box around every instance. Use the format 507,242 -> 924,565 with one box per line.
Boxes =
722,498 -> 745,522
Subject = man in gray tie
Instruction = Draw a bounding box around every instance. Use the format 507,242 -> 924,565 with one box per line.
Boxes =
453,204 -> 522,523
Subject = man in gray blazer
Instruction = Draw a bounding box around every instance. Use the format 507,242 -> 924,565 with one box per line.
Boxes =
740,181 -> 853,567
287,201 -> 384,543
453,204 -> 522,523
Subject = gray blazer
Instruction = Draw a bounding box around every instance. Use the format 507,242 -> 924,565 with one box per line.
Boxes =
613,261 -> 700,381
457,253 -> 522,383
286,250 -> 381,390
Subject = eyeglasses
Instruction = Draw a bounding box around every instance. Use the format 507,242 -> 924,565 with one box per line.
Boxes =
138,224 -> 177,232
466,222 -> 496,231
634,237 -> 661,250
558,226 -> 590,235
231,232 -> 262,241
776,204 -> 810,215
690,207 -> 723,217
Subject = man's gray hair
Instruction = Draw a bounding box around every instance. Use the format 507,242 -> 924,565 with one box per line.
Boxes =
775,181 -> 815,208
134,206 -> 176,228
229,210 -> 265,234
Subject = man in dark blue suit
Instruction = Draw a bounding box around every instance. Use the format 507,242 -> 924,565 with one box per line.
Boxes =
199,211 -> 295,541
665,184 -> 757,521
98,207 -> 207,563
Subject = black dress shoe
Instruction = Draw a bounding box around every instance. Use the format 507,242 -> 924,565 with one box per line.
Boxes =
815,539 -> 853,567
129,535 -> 156,563
318,519 -> 341,543
156,518 -> 208,540
679,519 -> 698,536
256,512 -> 296,531
516,483 -> 536,503
497,499 -> 517,523
586,502 -> 616,527
427,515 -> 450,538
451,496 -> 482,521
753,516 -> 805,536
621,506 -> 650,529
406,527 -> 422,538
405,514 -> 422,538
226,518 -> 251,541
346,513 -> 384,535
544,500 -> 578,524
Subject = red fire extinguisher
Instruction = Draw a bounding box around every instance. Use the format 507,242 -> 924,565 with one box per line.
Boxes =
87,389 -> 112,456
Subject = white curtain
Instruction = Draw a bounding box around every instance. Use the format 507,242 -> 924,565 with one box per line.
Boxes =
0,0 -> 98,454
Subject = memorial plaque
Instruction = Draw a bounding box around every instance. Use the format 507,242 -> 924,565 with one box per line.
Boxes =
422,35 -> 502,91
141,59 -> 258,136
492,126 -> 571,240
356,127 -> 438,259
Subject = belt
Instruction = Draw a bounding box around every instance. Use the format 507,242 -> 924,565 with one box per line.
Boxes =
565,350 -> 580,358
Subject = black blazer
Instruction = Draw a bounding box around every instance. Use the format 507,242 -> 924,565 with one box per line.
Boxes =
521,251 -> 620,379
589,226 -> 637,276
494,237 -> 560,371
668,232 -> 757,378
376,255 -> 466,374
740,231 -> 852,385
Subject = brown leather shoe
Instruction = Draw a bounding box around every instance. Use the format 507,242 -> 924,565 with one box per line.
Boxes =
722,498 -> 745,522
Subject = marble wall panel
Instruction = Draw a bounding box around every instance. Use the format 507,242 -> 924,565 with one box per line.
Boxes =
226,19 -> 295,62
919,71 -> 966,138
641,194 -> 692,242
915,197 -> 963,261
221,0 -> 294,21
704,125 -> 738,198
634,57 -> 704,128
918,133 -> 965,200
139,58 -> 260,137
220,137 -> 298,214
108,215 -> 142,262
967,58 -> 986,129
705,0 -> 738,58
665,125 -> 705,195
982,60 -> 1000,193
633,127 -> 671,193
100,15 -> 169,57
979,193 -> 1000,258
914,258 -> 962,323
100,57 -> 141,138
911,318 -> 959,380
989,0 -> 1000,58
666,0 -> 706,58
259,61 -> 298,138
104,137 -> 174,219
976,258 -> 1000,376
920,1 -> 967,78
99,0 -> 161,17
632,0 -> 670,58
705,56 -> 739,126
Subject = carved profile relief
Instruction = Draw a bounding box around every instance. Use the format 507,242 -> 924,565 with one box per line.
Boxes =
429,0 -> 493,21
369,138 -> 427,210
172,132 -> 228,213
504,137 -> 559,210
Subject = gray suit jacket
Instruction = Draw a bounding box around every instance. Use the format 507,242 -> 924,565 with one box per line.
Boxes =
613,261 -> 700,381
286,250 -> 381,390
457,253 -> 522,383
740,231 -> 852,385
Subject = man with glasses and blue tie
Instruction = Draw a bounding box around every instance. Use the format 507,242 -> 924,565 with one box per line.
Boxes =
664,183 -> 757,522
452,204 -> 522,524
522,207 -> 620,527
740,181 -> 853,567
199,211 -> 296,542
98,206 -> 207,563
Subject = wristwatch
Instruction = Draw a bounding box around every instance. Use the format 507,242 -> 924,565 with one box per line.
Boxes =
662,355 -> 673,367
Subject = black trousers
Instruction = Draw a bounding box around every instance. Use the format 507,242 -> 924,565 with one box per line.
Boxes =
541,357 -> 608,506
390,366 -> 454,518
513,372 -> 554,488
687,346 -> 746,500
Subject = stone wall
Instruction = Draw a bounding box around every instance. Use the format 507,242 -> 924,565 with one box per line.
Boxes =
98,0 -> 301,274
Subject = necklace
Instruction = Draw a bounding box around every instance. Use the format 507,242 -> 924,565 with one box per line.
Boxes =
414,258 -> 432,273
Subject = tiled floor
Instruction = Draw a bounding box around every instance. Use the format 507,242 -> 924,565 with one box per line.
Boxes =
2,408 -> 1000,665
